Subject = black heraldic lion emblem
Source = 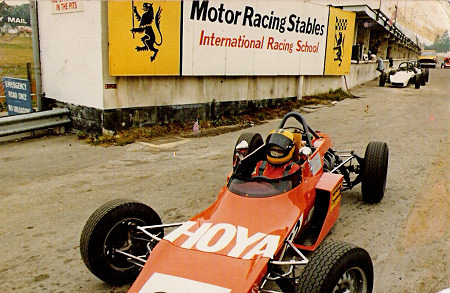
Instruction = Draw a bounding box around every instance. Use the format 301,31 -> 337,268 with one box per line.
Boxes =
131,2 -> 163,62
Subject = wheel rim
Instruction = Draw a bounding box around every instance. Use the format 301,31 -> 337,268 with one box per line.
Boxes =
332,266 -> 368,293
103,218 -> 147,271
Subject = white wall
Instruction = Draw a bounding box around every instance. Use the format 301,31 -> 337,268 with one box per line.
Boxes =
36,2 -> 415,113
103,59 -> 411,109
103,75 -> 299,109
38,1 -> 104,109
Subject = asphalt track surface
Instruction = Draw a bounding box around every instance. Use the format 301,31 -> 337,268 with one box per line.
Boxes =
0,68 -> 448,293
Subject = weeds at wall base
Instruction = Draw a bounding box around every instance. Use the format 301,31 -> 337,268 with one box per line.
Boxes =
79,89 -> 355,147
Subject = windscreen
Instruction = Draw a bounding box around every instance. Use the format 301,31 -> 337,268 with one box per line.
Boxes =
228,170 -> 301,198
420,51 -> 435,56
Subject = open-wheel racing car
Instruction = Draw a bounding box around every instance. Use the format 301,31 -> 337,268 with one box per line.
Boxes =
80,111 -> 389,293
442,57 -> 450,69
379,61 -> 429,89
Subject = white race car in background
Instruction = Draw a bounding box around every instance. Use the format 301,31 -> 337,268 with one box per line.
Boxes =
379,61 -> 429,89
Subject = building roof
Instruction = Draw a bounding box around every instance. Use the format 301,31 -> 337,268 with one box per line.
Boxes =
336,4 -> 421,51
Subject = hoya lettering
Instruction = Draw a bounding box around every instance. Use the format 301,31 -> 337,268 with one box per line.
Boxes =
164,221 -> 280,259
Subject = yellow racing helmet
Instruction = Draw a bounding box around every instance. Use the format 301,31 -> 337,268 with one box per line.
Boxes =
266,129 -> 295,165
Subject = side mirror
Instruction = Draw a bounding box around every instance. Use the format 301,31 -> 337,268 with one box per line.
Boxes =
235,140 -> 249,151
234,141 -> 249,168
299,146 -> 312,157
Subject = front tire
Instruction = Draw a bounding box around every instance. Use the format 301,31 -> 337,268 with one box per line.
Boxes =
297,241 -> 374,293
361,142 -> 389,203
80,199 -> 163,285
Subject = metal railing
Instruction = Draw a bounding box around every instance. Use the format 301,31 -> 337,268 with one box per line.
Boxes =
0,108 -> 70,137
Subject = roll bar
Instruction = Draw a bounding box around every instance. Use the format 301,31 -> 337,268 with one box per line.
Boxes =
277,112 -> 320,146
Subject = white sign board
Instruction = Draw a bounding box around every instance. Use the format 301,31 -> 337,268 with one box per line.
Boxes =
182,0 -> 328,76
51,0 -> 84,14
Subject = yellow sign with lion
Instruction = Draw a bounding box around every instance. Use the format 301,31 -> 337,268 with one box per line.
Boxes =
324,8 -> 355,75
108,1 -> 181,76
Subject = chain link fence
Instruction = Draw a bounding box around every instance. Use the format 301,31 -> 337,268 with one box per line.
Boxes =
0,35 -> 36,113
1,0 -> 35,114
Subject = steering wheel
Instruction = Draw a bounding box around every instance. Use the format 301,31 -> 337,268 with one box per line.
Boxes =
399,62 -> 414,72
398,62 -> 408,71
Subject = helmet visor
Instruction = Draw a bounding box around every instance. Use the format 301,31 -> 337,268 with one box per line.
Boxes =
266,133 -> 293,158
269,146 -> 286,158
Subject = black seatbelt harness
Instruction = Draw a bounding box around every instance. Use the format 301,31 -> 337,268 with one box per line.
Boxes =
258,161 -> 267,176
258,161 -> 295,176
283,161 -> 295,176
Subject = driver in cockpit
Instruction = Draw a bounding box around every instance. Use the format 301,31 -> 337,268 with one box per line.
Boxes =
254,129 -> 301,178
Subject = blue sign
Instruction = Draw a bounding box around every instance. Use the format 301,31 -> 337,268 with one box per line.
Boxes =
2,77 -> 33,115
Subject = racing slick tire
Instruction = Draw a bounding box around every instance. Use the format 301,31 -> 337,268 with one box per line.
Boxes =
378,72 -> 386,87
420,73 -> 426,86
297,241 -> 373,293
414,76 -> 421,89
80,199 -> 163,285
233,132 -> 264,168
361,141 -> 389,203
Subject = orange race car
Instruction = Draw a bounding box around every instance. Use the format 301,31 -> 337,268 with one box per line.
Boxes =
443,57 -> 450,69
80,111 -> 389,293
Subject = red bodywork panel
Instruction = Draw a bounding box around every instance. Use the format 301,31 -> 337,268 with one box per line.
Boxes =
129,134 -> 344,292
295,172 -> 343,251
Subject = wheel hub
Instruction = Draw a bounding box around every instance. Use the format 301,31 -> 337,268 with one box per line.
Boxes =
332,267 -> 367,293
103,218 -> 147,271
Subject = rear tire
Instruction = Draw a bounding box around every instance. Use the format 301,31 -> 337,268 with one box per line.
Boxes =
424,69 -> 429,82
297,241 -> 373,293
80,199 -> 163,285
361,142 -> 389,203
233,132 -> 263,168
323,149 -> 336,172
414,76 -> 421,89
420,73 -> 426,86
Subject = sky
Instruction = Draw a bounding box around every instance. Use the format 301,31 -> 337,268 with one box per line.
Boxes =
4,0 -> 29,6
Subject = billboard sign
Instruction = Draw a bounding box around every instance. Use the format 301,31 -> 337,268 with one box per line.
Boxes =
2,77 -> 33,115
182,0 -> 328,76
324,7 -> 356,75
108,0 -> 355,76
108,0 -> 181,76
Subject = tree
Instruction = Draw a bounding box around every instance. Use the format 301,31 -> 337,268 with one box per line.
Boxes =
424,31 -> 450,53
0,2 -> 30,27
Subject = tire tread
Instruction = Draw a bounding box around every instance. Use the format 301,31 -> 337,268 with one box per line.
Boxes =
80,199 -> 161,285
362,142 -> 389,203
80,199 -> 138,272
297,241 -> 373,293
